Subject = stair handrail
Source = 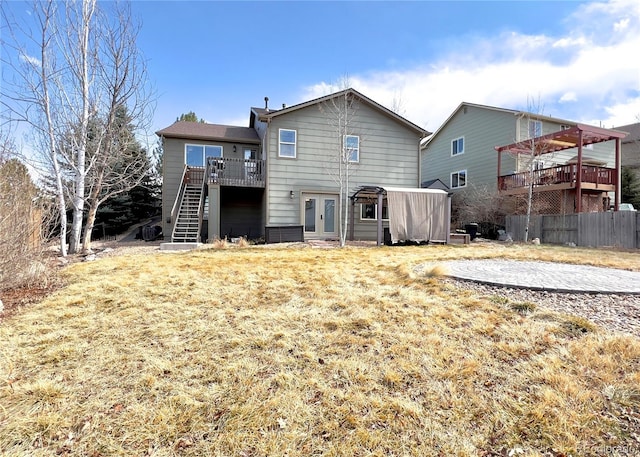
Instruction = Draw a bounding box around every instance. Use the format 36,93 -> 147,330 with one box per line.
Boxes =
170,165 -> 189,224
195,160 -> 211,242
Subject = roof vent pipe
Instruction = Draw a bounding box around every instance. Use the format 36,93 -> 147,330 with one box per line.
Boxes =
264,96 -> 269,111
282,103 -> 286,109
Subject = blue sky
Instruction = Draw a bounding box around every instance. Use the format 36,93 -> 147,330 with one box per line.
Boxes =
4,0 -> 640,146
129,0 -> 639,136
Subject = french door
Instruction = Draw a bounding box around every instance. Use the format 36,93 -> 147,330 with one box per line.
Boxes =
303,193 -> 338,239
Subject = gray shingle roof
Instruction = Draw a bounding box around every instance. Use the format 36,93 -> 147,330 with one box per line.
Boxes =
256,88 -> 430,138
156,121 -> 260,143
616,122 -> 640,143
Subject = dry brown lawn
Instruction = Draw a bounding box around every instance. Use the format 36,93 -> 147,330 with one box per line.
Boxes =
1,243 -> 640,456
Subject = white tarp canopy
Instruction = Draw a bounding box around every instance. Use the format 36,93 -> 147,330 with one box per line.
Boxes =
384,187 -> 449,243
351,186 -> 450,244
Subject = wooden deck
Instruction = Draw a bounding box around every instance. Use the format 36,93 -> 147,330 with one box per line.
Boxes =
184,158 -> 266,188
499,164 -> 615,195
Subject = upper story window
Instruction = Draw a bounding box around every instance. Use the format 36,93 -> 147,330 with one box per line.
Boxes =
279,129 -> 297,158
451,170 -> 467,189
451,137 -> 464,156
185,144 -> 223,166
345,135 -> 360,163
528,120 -> 542,138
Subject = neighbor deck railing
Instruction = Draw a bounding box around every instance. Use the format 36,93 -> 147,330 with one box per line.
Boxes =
498,164 -> 615,191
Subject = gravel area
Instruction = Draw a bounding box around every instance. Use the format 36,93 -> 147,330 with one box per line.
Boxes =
445,278 -> 640,339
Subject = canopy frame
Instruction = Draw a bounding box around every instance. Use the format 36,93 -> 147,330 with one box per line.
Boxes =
350,186 -> 450,246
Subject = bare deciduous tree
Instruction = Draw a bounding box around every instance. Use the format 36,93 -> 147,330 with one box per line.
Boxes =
319,87 -> 362,247
79,2 -> 153,252
81,108 -> 150,252
507,97 -> 556,242
1,0 -> 154,255
452,184 -> 506,234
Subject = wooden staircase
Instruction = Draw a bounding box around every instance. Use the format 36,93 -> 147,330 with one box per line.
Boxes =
171,183 -> 204,243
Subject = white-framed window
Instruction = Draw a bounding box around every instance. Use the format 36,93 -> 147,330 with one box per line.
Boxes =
451,137 -> 464,156
560,124 -> 571,131
528,120 -> 542,138
360,202 -> 388,221
345,135 -> 360,163
451,170 -> 467,189
279,129 -> 297,158
185,144 -> 223,166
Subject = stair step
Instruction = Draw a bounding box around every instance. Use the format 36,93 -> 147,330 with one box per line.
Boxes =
172,181 -> 205,243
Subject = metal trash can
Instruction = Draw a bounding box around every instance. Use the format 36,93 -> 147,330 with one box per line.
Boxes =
465,223 -> 479,241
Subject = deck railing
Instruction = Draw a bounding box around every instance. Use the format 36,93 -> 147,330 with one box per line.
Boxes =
183,166 -> 205,186
499,164 -> 615,191
206,157 -> 265,188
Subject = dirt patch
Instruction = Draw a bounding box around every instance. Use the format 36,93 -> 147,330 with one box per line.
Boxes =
0,284 -> 60,323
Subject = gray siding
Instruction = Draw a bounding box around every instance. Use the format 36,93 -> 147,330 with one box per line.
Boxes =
161,137 -> 186,239
253,119 -> 268,147
422,107 -> 618,196
422,106 -> 518,193
264,99 -> 422,240
161,137 -> 261,239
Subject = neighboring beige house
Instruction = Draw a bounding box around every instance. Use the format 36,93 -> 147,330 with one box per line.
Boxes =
421,102 -> 625,215
157,88 -> 430,243
617,122 -> 640,171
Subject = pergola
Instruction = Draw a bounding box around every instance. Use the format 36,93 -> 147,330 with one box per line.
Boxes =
494,124 -> 627,212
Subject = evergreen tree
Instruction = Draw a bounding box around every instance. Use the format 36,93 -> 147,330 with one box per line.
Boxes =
91,107 -> 160,238
177,111 -> 205,123
621,166 -> 640,207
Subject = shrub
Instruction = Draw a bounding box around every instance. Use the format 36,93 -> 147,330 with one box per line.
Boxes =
0,158 -> 51,290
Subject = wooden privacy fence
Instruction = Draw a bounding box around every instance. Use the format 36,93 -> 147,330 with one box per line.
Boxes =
506,212 -> 640,249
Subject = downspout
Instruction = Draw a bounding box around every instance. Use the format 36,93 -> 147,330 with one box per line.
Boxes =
418,135 -> 422,187
263,117 -> 271,229
349,196 -> 355,241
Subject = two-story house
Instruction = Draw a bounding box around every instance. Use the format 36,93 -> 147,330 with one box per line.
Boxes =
157,88 -> 430,244
421,102 -> 625,216
617,122 -> 640,173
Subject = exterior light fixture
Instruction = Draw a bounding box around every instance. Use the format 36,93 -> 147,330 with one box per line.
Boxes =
290,190 -> 294,199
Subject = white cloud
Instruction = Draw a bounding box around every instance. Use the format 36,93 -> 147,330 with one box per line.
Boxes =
559,92 -> 578,103
614,17 -> 630,31
306,0 -> 640,132
552,37 -> 587,48
590,97 -> 640,128
19,53 -> 41,67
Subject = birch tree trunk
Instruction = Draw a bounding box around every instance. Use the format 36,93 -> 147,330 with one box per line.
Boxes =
68,0 -> 96,254
320,88 -> 359,247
